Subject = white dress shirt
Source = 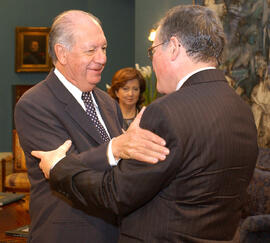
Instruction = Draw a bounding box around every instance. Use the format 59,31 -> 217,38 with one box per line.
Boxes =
54,68 -> 117,166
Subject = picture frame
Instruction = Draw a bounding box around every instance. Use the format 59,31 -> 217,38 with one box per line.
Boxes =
15,27 -> 52,72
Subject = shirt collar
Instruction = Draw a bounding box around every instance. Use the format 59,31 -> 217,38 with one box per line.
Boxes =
176,67 -> 216,91
54,68 -> 97,109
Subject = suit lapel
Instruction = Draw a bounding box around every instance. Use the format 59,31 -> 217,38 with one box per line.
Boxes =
46,70 -> 104,144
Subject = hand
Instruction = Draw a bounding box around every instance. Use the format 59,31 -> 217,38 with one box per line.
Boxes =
31,140 -> 72,178
112,107 -> 169,163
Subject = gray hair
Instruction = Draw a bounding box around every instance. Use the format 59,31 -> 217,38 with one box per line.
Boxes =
157,5 -> 226,65
48,10 -> 101,64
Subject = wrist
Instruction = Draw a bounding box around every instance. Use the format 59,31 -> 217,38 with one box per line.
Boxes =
111,137 -> 120,160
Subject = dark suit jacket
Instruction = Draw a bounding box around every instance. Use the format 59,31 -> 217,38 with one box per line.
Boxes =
50,69 -> 258,242
15,70 -> 122,243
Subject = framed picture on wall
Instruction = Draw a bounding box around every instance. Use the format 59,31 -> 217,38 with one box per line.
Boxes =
15,27 -> 52,72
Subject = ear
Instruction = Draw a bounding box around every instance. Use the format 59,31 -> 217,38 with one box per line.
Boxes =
169,36 -> 180,61
54,44 -> 68,65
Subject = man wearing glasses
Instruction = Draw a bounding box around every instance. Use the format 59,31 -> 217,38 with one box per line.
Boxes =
34,5 -> 258,242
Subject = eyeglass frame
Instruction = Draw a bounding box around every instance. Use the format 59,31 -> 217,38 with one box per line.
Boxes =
147,42 -> 168,60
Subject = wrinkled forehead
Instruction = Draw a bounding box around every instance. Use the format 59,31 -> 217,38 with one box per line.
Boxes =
72,20 -> 107,45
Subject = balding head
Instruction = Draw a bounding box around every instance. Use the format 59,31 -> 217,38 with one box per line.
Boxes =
48,10 -> 101,63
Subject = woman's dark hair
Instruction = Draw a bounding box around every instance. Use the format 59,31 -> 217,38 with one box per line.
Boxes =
108,67 -> 146,109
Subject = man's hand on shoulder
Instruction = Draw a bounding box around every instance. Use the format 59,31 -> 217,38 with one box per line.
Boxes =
31,140 -> 72,178
31,107 -> 170,178
112,107 -> 170,164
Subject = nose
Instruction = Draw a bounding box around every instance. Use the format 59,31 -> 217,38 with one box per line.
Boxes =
128,90 -> 133,96
94,49 -> 107,65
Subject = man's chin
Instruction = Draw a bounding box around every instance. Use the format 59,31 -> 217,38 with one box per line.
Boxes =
88,75 -> 101,84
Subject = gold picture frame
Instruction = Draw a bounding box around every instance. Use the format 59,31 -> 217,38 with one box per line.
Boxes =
15,27 -> 52,72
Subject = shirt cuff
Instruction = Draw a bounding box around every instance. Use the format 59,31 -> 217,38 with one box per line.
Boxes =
50,155 -> 66,171
107,139 -> 120,166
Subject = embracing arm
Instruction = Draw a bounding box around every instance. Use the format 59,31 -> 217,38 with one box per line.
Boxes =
49,104 -> 181,216
34,107 -> 170,178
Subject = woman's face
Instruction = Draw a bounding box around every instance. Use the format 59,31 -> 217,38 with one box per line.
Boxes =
116,79 -> 140,107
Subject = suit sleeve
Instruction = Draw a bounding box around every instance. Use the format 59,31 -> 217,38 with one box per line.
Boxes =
50,103 -> 183,216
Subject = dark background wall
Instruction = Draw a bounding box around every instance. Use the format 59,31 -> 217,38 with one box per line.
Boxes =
0,0 -> 134,151
0,0 -> 191,151
135,0 -> 192,66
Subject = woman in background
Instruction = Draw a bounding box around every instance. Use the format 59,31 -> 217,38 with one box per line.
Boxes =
108,67 -> 146,130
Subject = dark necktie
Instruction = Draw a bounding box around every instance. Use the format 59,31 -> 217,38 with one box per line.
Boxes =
81,92 -> 110,142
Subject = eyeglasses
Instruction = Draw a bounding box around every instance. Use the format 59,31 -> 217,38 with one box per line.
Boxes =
147,42 -> 167,60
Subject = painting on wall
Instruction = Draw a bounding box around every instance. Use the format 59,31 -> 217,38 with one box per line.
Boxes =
193,0 -> 205,5
193,0 -> 269,100
15,27 -> 52,72
194,0 -> 270,147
